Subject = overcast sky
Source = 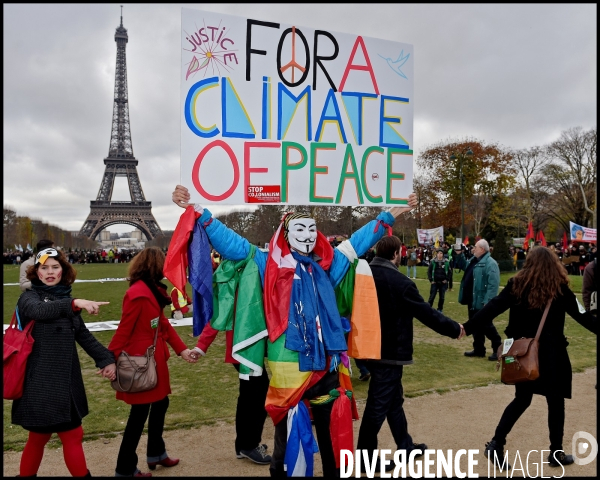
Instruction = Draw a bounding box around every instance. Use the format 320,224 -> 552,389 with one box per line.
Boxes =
3,3 -> 596,235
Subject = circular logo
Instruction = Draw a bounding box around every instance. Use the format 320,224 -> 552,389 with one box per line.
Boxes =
572,431 -> 598,466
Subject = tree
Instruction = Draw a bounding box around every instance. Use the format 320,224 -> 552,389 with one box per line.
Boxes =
417,139 -> 517,237
546,126 -> 597,229
491,226 -> 514,272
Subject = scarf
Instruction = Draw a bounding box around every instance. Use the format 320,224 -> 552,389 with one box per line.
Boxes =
264,214 -> 333,343
142,279 -> 172,308
31,280 -> 72,298
285,252 -> 347,372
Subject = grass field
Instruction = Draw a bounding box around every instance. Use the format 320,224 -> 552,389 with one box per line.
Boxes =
3,263 -> 595,451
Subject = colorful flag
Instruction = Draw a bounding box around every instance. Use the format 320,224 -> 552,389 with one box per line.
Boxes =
464,236 -> 469,246
536,230 -> 547,247
562,231 -> 569,251
523,222 -> 535,251
263,214 -> 334,343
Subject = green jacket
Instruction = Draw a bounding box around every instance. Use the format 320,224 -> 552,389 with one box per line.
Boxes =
458,252 -> 500,310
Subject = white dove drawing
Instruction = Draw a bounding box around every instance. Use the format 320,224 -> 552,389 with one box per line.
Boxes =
378,50 -> 410,79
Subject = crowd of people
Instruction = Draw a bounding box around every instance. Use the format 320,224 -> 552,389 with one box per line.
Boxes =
4,248 -> 148,266
7,203 -> 597,477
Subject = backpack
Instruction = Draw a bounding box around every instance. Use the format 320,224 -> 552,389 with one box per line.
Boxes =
410,252 -> 417,261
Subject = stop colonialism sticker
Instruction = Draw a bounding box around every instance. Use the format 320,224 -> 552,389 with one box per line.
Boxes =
247,185 -> 281,203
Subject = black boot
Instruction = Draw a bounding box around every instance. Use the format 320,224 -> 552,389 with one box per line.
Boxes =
485,440 -> 511,471
548,451 -> 574,467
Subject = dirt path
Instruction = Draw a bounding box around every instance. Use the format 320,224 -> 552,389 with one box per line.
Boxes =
3,368 -> 597,477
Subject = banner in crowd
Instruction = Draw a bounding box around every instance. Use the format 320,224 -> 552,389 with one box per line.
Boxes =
180,8 -> 414,206
570,222 -> 596,242
417,227 -> 444,246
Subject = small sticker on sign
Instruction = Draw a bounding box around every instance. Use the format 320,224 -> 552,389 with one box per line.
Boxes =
247,185 -> 281,203
502,338 -> 514,355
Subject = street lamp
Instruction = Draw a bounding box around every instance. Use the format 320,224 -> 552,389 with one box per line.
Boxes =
449,148 -> 473,242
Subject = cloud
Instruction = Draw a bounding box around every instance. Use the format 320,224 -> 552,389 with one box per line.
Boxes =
3,3 -> 596,235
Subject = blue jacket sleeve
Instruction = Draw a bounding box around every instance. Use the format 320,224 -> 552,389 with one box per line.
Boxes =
329,211 -> 395,288
198,208 -> 268,285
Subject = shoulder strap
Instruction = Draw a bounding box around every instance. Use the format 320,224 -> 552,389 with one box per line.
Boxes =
152,320 -> 160,348
534,299 -> 552,342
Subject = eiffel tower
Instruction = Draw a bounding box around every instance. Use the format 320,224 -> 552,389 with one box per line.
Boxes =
79,10 -> 162,241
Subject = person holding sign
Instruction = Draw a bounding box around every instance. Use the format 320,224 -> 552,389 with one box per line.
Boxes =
171,184 -> 417,477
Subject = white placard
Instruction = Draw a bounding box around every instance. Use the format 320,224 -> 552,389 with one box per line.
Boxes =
180,8 -> 414,206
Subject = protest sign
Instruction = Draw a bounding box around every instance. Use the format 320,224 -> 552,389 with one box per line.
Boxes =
180,8 -> 414,206
570,222 -> 596,242
417,227 -> 444,246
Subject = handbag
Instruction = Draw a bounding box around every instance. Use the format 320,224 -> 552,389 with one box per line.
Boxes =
3,307 -> 35,400
111,321 -> 159,393
496,300 -> 552,385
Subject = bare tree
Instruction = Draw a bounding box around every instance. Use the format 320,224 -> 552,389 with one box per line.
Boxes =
546,127 -> 597,228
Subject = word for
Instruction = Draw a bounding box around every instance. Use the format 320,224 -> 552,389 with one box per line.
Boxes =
246,20 -> 381,92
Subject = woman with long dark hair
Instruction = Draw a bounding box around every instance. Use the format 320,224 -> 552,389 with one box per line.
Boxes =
109,247 -> 197,477
463,246 -> 596,470
12,248 -> 116,477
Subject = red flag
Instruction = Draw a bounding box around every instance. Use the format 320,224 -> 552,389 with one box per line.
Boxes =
523,222 -> 535,251
464,236 -> 469,246
163,206 -> 199,293
536,230 -> 547,247
562,231 -> 569,251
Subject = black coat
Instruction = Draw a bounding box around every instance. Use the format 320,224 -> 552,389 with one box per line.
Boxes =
463,279 -> 597,398
11,289 -> 115,429
369,257 -> 461,364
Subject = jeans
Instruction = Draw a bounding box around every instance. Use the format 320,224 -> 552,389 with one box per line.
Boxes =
406,265 -> 416,278
233,363 -> 270,453
493,382 -> 565,451
115,396 -> 170,476
470,308 -> 502,355
427,282 -> 447,310
356,364 -> 416,457
355,359 -> 370,377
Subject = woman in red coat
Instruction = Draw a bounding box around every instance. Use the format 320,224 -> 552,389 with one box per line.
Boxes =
108,247 -> 197,477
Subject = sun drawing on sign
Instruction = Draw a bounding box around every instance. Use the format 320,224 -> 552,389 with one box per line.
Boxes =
184,25 -> 236,80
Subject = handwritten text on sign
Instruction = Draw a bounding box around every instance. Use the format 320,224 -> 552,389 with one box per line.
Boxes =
180,8 -> 414,206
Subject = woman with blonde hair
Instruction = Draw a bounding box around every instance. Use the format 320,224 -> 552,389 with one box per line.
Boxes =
109,247 -> 197,477
463,246 -> 596,470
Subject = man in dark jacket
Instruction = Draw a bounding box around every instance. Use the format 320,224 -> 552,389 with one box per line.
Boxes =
427,249 -> 450,312
356,235 -> 464,469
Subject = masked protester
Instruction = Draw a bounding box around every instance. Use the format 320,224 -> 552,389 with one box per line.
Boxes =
169,185 -> 417,477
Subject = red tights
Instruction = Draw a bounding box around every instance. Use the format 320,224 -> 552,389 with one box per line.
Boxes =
20,426 -> 88,477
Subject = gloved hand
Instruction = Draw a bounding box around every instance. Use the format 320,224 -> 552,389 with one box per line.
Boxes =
173,310 -> 184,320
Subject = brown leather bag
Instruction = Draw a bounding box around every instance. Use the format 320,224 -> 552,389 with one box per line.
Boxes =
496,300 -> 552,385
111,322 -> 159,393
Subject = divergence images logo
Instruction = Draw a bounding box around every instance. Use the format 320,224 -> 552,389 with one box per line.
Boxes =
572,431 -> 598,466
184,22 -> 239,80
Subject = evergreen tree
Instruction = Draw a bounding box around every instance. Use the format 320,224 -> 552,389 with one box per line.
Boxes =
492,226 -> 514,272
